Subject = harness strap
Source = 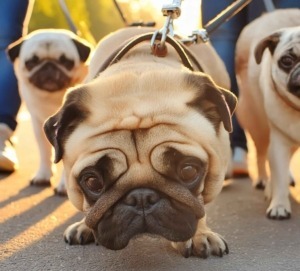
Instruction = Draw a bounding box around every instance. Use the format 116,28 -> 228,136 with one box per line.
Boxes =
95,32 -> 204,77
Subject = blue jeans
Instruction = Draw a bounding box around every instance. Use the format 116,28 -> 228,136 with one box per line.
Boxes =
0,0 -> 33,131
202,0 -> 300,151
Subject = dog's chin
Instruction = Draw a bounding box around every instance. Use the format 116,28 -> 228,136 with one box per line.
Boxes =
92,191 -> 198,250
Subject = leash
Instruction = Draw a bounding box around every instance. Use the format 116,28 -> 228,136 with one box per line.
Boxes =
150,0 -> 252,46
112,0 -> 156,27
97,0 -> 253,76
58,0 -> 78,34
263,0 -> 276,12
58,0 -> 96,45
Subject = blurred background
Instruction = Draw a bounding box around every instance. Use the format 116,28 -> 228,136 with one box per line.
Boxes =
29,0 -> 202,45
29,0 -> 124,42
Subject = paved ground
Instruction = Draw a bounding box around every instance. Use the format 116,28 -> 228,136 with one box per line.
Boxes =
1,107 -> 300,271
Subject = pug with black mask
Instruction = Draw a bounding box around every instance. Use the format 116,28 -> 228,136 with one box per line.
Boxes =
44,27 -> 236,257
8,29 -> 92,194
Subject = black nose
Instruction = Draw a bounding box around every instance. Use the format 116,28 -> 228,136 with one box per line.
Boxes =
123,188 -> 161,211
41,62 -> 58,73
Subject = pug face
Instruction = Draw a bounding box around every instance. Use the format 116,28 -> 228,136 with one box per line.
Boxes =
7,29 -> 92,92
44,69 -> 236,250
255,26 -> 300,102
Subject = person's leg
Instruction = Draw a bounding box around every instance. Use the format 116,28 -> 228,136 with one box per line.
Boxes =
274,0 -> 299,8
247,0 -> 299,22
0,0 -> 34,172
202,1 -> 249,176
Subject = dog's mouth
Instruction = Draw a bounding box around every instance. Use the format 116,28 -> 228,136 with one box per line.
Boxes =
92,188 -> 198,250
29,62 -> 72,92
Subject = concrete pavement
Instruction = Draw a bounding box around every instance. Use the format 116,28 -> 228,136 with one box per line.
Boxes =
1,107 -> 300,271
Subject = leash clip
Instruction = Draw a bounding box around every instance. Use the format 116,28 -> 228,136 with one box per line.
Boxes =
150,0 -> 183,56
161,0 -> 182,19
150,31 -> 168,57
191,29 -> 209,43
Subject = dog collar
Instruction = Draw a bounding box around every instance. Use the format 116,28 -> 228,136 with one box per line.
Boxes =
95,32 -> 204,77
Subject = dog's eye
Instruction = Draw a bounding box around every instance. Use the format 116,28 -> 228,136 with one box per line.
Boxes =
163,148 -> 205,189
59,54 -> 74,70
180,165 -> 199,182
177,158 -> 202,186
25,55 -> 40,70
80,173 -> 104,197
279,55 -> 297,71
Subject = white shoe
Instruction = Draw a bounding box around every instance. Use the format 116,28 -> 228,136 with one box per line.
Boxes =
231,147 -> 249,177
226,147 -> 249,179
0,124 -> 18,172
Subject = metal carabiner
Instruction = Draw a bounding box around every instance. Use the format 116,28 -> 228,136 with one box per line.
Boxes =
150,0 -> 183,54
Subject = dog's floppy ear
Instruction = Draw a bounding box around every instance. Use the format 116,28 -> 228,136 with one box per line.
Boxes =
254,31 -> 281,64
186,73 -> 237,133
44,88 -> 90,163
71,37 -> 93,62
7,37 -> 24,62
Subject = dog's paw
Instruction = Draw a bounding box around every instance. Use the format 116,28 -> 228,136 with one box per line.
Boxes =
54,186 -> 67,196
289,170 -> 296,187
266,199 -> 291,220
30,169 -> 53,187
30,177 -> 51,187
54,177 -> 67,196
172,239 -> 193,258
64,220 -> 95,245
253,179 -> 266,190
172,231 -> 229,258
289,179 -> 296,187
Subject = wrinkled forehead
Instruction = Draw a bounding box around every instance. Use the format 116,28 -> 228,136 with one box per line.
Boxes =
64,114 -> 215,175
67,124 -> 212,179
277,27 -> 300,55
20,33 -> 77,59
62,70 -> 221,168
86,71 -> 205,130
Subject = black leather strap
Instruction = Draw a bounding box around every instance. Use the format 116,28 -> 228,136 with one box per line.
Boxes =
95,32 -> 204,76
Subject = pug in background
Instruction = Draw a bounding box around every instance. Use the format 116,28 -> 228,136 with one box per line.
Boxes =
235,9 -> 300,219
44,27 -> 236,258
7,29 -> 92,195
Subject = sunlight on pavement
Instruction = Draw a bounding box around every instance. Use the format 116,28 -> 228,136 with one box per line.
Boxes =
0,200 -> 77,260
0,189 -> 53,224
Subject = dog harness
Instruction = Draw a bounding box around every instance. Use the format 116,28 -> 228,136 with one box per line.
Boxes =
95,31 -> 205,77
